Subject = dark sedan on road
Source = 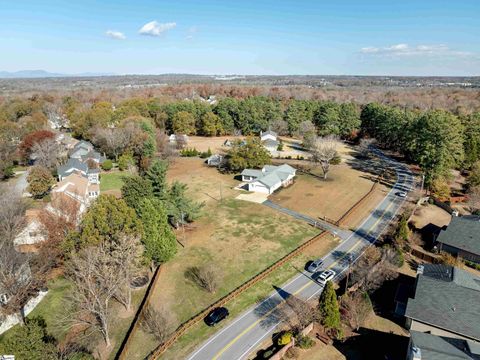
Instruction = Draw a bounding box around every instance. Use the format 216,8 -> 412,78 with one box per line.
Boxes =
306,258 -> 323,273
204,307 -> 229,326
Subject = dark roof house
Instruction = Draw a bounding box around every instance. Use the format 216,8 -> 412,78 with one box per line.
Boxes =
408,331 -> 480,360
405,264 -> 480,343
437,216 -> 480,263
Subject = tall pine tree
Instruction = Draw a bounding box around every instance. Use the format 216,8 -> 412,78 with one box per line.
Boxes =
144,159 -> 168,199
137,197 -> 177,265
318,280 -> 342,338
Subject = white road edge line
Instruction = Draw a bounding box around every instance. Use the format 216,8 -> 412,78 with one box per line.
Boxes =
188,150 -> 412,360
237,323 -> 280,360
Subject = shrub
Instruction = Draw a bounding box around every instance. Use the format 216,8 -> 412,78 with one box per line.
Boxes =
180,147 -> 200,157
101,159 -> 113,171
296,334 -> 315,349
199,148 -> 213,159
185,265 -> 220,293
262,349 -> 275,359
278,331 -> 293,346
465,260 -> 480,271
277,142 -> 284,151
330,153 -> 342,165
118,153 -> 134,171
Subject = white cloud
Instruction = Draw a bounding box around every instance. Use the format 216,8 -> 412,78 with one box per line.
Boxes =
105,30 -> 126,40
360,43 -> 470,58
139,21 -> 176,37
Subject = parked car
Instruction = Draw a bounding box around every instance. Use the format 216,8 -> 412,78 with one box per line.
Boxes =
315,269 -> 336,285
396,191 -> 407,198
307,258 -> 323,273
204,307 -> 229,326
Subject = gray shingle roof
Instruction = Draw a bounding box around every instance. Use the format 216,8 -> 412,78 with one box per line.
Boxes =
410,331 -> 476,360
261,130 -> 277,138
57,158 -> 88,178
242,164 -> 296,189
437,216 -> 480,256
405,264 -> 480,341
262,139 -> 279,147
81,150 -> 106,163
241,169 -> 263,178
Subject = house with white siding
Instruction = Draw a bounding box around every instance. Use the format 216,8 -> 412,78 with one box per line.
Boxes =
240,164 -> 296,194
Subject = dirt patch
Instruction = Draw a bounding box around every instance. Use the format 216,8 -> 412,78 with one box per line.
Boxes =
410,204 -> 451,229
185,135 -> 241,153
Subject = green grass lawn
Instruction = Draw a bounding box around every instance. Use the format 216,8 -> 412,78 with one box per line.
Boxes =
125,233 -> 338,360
0,277 -> 72,347
100,171 -> 125,192
123,197 -> 333,359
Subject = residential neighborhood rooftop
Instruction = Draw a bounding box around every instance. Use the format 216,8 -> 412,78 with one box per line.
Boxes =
436,216 -> 480,256
410,330 -> 480,360
405,264 -> 480,341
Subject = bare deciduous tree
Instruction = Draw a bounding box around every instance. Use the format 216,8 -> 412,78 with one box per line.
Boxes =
31,138 -> 63,170
185,265 -> 220,293
349,246 -> 398,293
467,185 -> 480,213
110,234 -> 143,312
0,185 -> 37,321
140,305 -> 175,343
0,185 -> 28,243
0,241 -> 35,321
91,127 -> 130,161
283,295 -> 318,333
311,135 -> 340,180
340,291 -> 372,331
270,120 -> 289,136
298,121 -> 317,149
67,245 -> 122,347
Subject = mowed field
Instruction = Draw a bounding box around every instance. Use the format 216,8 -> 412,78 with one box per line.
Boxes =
124,158 -> 321,359
270,143 -> 388,227
124,141 -> 392,359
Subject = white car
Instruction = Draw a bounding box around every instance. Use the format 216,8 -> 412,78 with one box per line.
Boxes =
315,269 -> 336,285
396,191 -> 407,198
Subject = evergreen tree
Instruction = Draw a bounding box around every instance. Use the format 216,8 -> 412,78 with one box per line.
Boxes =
166,181 -> 203,226
144,160 -> 168,199
76,195 -> 142,249
0,317 -> 58,360
394,214 -> 410,245
318,281 -> 342,338
137,198 -> 177,264
121,175 -> 154,211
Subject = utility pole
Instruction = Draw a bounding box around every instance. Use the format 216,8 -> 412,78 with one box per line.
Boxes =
178,211 -> 186,248
344,256 -> 352,294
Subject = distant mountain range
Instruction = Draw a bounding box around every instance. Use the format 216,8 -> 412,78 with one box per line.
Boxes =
0,70 -> 115,78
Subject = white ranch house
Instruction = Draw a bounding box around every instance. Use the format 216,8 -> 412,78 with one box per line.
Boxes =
241,164 -> 296,194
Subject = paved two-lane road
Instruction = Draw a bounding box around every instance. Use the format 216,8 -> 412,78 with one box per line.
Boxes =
187,150 -> 414,360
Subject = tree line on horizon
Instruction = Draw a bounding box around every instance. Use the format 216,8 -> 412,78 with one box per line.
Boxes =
1,94 -> 480,189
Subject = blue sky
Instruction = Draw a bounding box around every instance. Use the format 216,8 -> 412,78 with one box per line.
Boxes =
1,0 -> 479,75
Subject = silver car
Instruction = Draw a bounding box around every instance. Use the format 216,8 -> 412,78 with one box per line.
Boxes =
307,259 -> 323,273
315,269 -> 336,285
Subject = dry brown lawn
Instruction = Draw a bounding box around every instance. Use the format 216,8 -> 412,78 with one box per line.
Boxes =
410,204 -> 451,229
186,135 -> 241,153
270,164 -> 386,224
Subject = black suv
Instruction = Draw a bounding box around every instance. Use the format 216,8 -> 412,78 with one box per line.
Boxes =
204,307 -> 229,326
